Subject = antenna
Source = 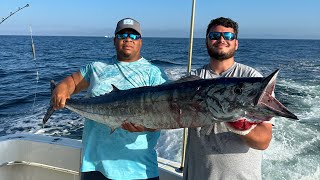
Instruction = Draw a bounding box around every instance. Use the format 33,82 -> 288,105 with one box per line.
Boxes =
0,4 -> 29,25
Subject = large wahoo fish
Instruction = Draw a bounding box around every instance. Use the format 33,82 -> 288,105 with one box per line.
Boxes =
43,70 -> 298,131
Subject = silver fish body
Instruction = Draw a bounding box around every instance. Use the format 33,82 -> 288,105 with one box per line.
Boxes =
43,70 -> 298,131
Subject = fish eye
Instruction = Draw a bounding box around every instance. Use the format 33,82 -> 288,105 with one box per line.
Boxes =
234,87 -> 243,95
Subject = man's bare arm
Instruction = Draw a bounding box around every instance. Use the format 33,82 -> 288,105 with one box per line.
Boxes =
240,123 -> 273,150
52,71 -> 89,110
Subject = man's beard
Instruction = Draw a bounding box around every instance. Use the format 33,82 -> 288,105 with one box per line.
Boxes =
207,47 -> 236,61
118,50 -> 132,59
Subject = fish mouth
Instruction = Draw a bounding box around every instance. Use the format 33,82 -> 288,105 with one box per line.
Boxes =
255,70 -> 298,120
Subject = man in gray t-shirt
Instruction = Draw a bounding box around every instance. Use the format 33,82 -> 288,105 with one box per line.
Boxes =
183,17 -> 273,180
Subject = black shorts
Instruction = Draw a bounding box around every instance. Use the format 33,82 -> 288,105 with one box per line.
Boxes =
81,171 -> 160,180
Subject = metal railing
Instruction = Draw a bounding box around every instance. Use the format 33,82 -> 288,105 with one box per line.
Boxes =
0,160 -> 79,175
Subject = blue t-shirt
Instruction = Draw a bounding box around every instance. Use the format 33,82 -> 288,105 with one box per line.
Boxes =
79,56 -> 167,179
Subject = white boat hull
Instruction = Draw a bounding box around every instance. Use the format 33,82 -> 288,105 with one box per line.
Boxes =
0,134 -> 182,180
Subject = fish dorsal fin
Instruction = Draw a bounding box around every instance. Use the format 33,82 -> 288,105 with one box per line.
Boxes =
111,84 -> 120,91
175,75 -> 202,83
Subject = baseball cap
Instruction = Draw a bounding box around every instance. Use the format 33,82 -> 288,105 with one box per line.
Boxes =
114,18 -> 141,35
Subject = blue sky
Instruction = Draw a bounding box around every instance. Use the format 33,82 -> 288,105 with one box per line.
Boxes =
1,0 -> 320,39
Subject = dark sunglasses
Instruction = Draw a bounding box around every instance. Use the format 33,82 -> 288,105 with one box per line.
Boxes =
116,33 -> 141,40
208,32 -> 236,41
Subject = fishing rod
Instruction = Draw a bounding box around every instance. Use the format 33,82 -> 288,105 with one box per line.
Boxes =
179,0 -> 196,172
0,4 -> 29,25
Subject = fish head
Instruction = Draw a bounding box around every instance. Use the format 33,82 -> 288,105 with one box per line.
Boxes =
205,70 -> 298,122
249,69 -> 298,121
205,77 -> 263,121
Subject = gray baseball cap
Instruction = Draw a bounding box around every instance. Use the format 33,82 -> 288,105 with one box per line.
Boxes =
114,18 -> 141,35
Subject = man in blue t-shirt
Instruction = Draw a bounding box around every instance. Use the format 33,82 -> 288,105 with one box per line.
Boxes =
51,18 -> 167,180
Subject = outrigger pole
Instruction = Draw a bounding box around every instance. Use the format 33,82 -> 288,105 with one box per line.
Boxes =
179,0 -> 196,171
0,4 -> 29,25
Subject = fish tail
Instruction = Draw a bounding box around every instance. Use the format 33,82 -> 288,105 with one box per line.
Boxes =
43,106 -> 55,124
42,80 -> 56,125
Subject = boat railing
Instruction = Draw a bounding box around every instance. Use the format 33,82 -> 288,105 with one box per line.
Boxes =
0,160 -> 79,175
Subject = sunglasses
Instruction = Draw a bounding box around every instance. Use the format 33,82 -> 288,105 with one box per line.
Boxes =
116,33 -> 141,40
208,32 -> 236,41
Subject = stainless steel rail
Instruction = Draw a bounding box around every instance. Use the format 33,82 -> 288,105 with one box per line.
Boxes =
180,0 -> 197,171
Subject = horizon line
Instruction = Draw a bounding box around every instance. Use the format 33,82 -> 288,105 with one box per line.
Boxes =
0,34 -> 319,40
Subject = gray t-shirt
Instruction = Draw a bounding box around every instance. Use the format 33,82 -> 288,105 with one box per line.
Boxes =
183,62 -> 268,180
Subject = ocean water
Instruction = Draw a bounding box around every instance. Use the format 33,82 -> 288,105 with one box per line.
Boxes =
0,36 -> 319,180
